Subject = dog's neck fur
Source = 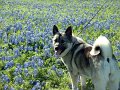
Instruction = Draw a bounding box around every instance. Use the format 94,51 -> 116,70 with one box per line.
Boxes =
60,37 -> 77,57
61,36 -> 86,57
61,37 -> 86,66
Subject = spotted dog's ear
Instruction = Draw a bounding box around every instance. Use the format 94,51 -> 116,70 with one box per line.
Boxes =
65,26 -> 72,39
90,46 -> 101,56
53,25 -> 59,35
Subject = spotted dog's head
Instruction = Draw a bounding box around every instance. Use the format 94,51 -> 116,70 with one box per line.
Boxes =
52,25 -> 73,57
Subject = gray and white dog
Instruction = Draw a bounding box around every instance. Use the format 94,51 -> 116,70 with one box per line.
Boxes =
52,25 -> 120,90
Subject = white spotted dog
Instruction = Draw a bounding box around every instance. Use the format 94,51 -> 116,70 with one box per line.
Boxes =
52,25 -> 120,90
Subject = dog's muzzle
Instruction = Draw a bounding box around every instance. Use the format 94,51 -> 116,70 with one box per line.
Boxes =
54,46 -> 66,56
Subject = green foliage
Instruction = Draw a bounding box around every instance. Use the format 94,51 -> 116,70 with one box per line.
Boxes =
0,0 -> 120,90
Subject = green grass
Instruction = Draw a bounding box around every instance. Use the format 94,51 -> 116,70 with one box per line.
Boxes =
0,0 -> 120,89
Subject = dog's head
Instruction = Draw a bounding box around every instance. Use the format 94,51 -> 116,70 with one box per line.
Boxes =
52,25 -> 73,57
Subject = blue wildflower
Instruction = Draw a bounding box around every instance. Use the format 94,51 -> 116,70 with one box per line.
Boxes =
24,62 -> 29,68
3,32 -> 8,43
14,75 -> 23,84
4,84 -> 8,90
52,65 -> 57,71
56,68 -> 63,76
0,30 -> 3,39
4,60 -> 14,69
24,68 -> 29,77
14,22 -> 22,31
2,74 -> 10,83
13,48 -> 20,58
10,87 -> 15,90
33,68 -> 38,77
37,58 -> 44,67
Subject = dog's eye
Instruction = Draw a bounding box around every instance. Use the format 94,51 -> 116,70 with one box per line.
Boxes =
54,39 -> 58,42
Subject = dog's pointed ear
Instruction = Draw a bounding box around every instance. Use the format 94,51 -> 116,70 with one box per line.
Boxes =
53,25 -> 59,35
90,46 -> 101,56
65,26 -> 72,38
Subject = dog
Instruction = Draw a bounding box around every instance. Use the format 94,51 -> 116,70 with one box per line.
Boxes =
52,25 -> 120,90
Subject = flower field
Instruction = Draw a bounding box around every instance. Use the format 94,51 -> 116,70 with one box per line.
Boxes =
0,0 -> 120,90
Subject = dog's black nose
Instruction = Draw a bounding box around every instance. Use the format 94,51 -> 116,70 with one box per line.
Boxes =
55,47 -> 59,51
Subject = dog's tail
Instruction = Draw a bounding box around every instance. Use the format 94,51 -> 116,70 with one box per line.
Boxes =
90,35 -> 113,58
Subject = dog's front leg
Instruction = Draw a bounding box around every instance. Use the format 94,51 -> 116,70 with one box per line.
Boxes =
80,76 -> 86,90
69,72 -> 79,90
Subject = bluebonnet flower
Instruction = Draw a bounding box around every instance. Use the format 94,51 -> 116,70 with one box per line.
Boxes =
24,68 -> 28,73
26,25 -> 32,31
104,22 -> 110,30
31,87 -> 36,90
19,45 -> 24,51
87,39 -> 94,45
6,56 -> 13,61
13,48 -> 20,58
44,47 -> 51,57
48,40 -> 53,47
1,56 -> 5,61
31,82 -> 41,90
33,68 -> 38,77
27,46 -> 33,51
35,36 -> 40,42
10,87 -> 15,90
24,45 -> 28,52
29,56 -> 36,61
114,51 -> 120,57
24,62 -> 29,68
37,58 -> 44,67
14,22 -> 22,31
4,84 -> 8,90
4,60 -> 14,69
29,80 -> 40,86
52,65 -> 57,71
56,68 -> 63,76
14,75 -> 23,84
1,74 -> 10,83
26,38 -> 32,44
70,18 -> 76,25
6,25 -> 12,32
30,61 -> 37,68
3,32 -> 8,43
24,68 -> 29,77
4,47 -> 8,52
16,63 -> 22,68
0,30 -> 3,39
15,38 -> 19,45
31,37 -> 35,43
9,34 -> 16,44
116,42 -> 120,50
41,81 -> 46,87
14,66 -> 22,75
17,35 -> 24,43
0,0 -> 119,89
94,21 -> 103,30
26,31 -> 32,37
0,17 -> 3,22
